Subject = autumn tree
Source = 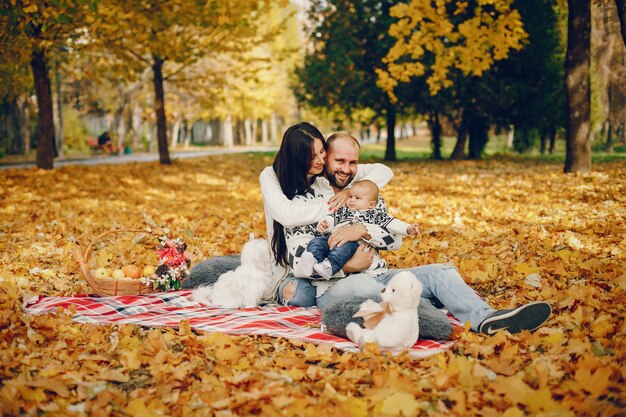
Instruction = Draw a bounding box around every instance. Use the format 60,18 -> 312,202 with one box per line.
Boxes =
0,0 -> 96,169
564,0 -> 591,173
296,0 -> 404,161
93,0 -> 276,165
377,0 -> 527,159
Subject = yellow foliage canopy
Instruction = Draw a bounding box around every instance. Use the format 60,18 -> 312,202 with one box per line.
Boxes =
378,0 -> 528,98
0,155 -> 625,416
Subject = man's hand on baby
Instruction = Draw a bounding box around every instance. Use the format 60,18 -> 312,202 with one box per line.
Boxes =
342,243 -> 375,273
327,189 -> 350,211
317,220 -> 330,233
407,224 -> 421,236
328,224 -> 368,249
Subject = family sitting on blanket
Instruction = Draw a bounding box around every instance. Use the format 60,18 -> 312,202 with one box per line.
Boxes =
192,122 -> 552,336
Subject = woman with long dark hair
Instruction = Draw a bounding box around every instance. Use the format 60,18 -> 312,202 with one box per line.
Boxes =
267,122 -> 327,267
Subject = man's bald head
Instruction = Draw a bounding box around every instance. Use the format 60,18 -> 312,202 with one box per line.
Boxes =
324,132 -> 361,191
326,132 -> 360,154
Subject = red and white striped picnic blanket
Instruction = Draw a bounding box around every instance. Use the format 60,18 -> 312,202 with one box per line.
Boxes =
23,290 -> 458,358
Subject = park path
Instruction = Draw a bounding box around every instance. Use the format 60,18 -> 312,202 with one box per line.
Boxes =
0,146 -> 277,170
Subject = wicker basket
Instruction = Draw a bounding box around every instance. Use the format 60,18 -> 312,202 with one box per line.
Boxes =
72,229 -> 160,296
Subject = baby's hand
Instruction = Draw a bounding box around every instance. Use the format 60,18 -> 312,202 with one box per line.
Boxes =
318,219 -> 330,233
407,224 -> 421,236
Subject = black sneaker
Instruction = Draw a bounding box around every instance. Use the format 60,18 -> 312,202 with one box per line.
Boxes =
478,301 -> 552,335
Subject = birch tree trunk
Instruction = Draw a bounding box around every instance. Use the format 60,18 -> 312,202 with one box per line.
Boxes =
251,119 -> 258,145
261,119 -> 269,144
183,121 -> 192,148
171,118 -> 181,149
244,118 -> 253,145
270,113 -> 278,143
224,116 -> 234,148
132,104 -> 142,148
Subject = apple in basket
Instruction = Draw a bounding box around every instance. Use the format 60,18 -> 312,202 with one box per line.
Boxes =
94,267 -> 109,279
122,264 -> 141,279
142,265 -> 156,277
112,269 -> 126,279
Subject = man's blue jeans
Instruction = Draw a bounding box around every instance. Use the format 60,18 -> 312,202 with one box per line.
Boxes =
307,235 -> 359,275
277,263 -> 495,331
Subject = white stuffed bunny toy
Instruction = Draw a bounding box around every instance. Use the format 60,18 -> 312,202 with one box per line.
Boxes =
345,271 -> 423,350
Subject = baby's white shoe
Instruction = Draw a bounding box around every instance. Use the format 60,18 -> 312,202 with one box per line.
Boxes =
313,259 -> 333,280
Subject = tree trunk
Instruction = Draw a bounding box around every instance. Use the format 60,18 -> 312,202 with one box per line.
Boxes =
6,97 -> 29,155
384,103 -> 397,161
450,113 -> 468,160
467,114 -> 489,160
183,121 -> 192,148
31,48 -> 56,170
149,123 -> 157,152
224,116 -> 234,148
506,125 -> 515,149
54,67 -> 64,158
540,131 -> 548,154
616,0 -> 626,46
151,55 -> 171,165
132,104 -> 142,148
605,122 -> 614,152
15,97 -> 31,154
244,118 -> 253,145
115,108 -> 127,152
270,113 -> 278,143
22,98 -> 31,154
252,119 -> 258,145
171,117 -> 181,149
549,127 -> 557,154
428,112 -> 443,160
564,0 -> 592,173
261,119 -> 269,144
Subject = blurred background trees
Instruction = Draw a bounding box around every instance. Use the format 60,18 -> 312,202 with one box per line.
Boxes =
0,0 -> 624,171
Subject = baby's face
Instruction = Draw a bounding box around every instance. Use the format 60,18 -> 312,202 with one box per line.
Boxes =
346,186 -> 377,210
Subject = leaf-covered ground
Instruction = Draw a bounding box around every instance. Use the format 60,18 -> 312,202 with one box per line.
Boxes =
1,155 -> 625,416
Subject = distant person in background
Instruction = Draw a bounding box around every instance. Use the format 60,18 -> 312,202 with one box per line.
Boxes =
98,131 -> 114,154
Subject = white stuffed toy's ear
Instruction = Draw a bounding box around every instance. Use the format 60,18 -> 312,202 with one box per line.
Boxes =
353,299 -> 384,318
249,232 -> 255,241
353,299 -> 392,330
412,280 -> 424,299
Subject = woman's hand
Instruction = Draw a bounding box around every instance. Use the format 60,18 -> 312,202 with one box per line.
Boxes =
327,189 -> 350,211
327,224 -> 371,249
342,244 -> 375,273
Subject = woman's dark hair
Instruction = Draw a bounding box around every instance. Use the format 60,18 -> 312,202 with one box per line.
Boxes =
271,122 -> 325,266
